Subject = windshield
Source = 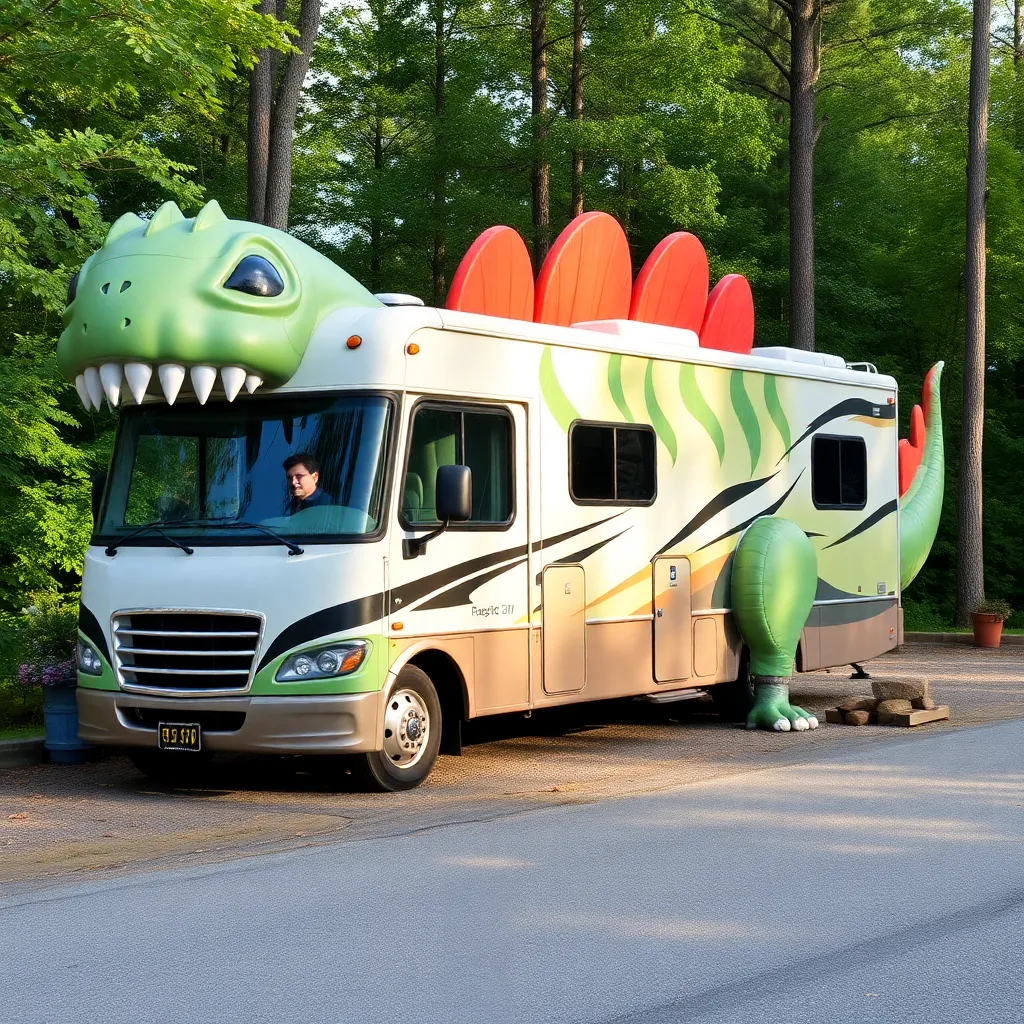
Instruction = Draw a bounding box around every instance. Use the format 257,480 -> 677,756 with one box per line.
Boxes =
99,395 -> 393,541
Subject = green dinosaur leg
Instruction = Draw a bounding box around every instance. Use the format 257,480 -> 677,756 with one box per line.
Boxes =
746,678 -> 819,732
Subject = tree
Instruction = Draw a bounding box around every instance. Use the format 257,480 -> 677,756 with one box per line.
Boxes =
247,0 -> 323,229
956,0 -> 992,624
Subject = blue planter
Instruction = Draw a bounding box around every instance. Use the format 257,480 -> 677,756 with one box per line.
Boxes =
42,685 -> 93,764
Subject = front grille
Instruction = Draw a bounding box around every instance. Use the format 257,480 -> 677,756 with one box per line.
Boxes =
113,611 -> 263,694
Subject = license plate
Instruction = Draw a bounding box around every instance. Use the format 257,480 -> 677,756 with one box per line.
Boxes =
157,722 -> 201,752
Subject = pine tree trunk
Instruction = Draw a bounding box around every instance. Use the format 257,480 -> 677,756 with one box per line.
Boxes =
263,0 -> 321,231
531,0 -> 550,267
247,0 -> 276,223
955,0 -> 991,626
1014,0 -> 1023,148
370,115 -> 384,293
431,0 -> 447,305
570,0 -> 584,218
788,0 -> 817,352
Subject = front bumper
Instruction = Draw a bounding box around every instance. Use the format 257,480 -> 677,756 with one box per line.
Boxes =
76,688 -> 384,755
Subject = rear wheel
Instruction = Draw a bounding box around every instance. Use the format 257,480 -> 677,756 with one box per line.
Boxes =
711,653 -> 755,722
351,665 -> 441,791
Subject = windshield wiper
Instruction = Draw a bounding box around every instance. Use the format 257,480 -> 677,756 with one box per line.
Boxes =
104,524 -> 194,557
199,521 -> 304,556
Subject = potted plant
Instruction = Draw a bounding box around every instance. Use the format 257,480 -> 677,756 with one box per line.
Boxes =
16,599 -> 94,763
971,598 -> 1013,649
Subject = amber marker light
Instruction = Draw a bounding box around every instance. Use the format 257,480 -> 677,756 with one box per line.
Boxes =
887,397 -> 895,404
339,647 -> 367,673
392,622 -> 404,631
407,342 -> 420,355
346,335 -> 362,349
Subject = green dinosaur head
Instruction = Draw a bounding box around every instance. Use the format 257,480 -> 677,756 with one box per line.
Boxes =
58,200 -> 381,408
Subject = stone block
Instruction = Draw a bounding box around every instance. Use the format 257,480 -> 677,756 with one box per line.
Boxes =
913,696 -> 937,710
871,677 -> 929,702
838,695 -> 877,712
844,709 -> 871,726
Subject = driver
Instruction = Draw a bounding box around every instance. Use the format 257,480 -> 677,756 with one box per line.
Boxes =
283,453 -> 332,514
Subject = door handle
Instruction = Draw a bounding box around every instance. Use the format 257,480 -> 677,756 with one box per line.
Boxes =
656,608 -> 664,618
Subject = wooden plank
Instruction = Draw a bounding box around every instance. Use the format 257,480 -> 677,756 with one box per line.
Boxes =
890,705 -> 950,727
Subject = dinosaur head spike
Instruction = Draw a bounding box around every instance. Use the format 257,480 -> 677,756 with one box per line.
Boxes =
105,212 -> 146,247
144,201 -> 186,237
192,200 -> 228,233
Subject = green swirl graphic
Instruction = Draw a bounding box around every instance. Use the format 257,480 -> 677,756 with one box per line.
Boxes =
644,359 -> 677,465
539,346 -> 580,432
730,369 -> 761,477
678,362 -> 725,465
763,374 -> 791,460
607,353 -> 633,423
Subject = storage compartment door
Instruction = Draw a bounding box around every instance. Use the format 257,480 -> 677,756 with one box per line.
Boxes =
542,564 -> 586,694
653,557 -> 691,683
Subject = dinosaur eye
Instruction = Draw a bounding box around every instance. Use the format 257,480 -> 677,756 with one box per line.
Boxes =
224,255 -> 284,297
66,270 -> 80,305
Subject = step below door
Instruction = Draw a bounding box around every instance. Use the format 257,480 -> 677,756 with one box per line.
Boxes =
542,564 -> 586,694
653,556 -> 691,683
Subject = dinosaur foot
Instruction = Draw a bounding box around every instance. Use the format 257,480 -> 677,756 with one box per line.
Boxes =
745,679 -> 819,732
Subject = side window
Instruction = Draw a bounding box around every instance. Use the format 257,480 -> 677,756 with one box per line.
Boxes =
570,422 -> 656,504
811,435 -> 867,509
402,404 -> 513,527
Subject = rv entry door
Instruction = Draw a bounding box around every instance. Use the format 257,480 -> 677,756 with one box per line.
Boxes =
653,556 -> 692,683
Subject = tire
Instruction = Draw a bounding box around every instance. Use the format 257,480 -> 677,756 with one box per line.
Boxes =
128,748 -> 214,785
351,665 -> 441,792
711,653 -> 755,722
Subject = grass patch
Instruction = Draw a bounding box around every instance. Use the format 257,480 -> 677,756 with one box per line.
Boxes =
0,724 -> 44,741
0,680 -> 43,734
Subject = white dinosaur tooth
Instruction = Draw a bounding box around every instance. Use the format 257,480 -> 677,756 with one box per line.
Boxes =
84,367 -> 103,409
190,364 -> 216,405
158,363 -> 186,405
74,374 -> 92,410
99,363 -> 122,407
220,366 -> 246,402
244,374 -> 263,394
124,362 -> 152,405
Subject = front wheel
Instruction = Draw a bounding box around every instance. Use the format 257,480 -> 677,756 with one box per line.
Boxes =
351,666 -> 441,791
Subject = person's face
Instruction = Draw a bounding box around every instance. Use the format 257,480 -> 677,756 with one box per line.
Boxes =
286,464 -> 319,500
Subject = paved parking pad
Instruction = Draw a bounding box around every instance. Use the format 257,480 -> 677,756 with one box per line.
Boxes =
1,643 -> 1020,893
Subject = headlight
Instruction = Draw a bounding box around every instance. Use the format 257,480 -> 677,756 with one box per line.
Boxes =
77,639 -> 103,676
275,641 -> 369,682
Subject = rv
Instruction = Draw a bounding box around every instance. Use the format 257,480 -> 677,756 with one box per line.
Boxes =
75,302 -> 905,789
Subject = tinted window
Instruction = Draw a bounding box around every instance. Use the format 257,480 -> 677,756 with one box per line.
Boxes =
403,404 -> 513,525
812,435 -> 867,508
570,423 -> 656,504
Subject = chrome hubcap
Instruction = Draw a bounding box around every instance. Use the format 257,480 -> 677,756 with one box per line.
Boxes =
382,688 -> 430,768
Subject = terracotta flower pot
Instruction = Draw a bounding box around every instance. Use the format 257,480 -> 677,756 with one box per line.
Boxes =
971,613 -> 1004,649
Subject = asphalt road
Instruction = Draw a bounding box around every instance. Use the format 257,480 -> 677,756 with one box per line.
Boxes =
2,717 -> 1021,1024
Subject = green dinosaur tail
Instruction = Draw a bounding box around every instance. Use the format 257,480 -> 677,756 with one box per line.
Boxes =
900,362 -> 944,590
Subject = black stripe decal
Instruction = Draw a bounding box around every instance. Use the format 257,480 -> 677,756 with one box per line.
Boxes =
257,515 -> 626,667
819,599 -> 894,626
257,593 -> 384,671
823,499 -> 899,550
79,604 -> 110,664
389,511 -> 626,612
656,473 -> 779,555
779,398 -> 896,463
417,558 -> 529,612
535,528 -> 632,585
695,473 -> 804,552
815,578 -> 862,601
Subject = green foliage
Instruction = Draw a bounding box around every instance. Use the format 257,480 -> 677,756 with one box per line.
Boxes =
974,597 -> 1013,621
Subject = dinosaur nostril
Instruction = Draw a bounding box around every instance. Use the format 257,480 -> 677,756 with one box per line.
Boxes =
123,318 -> 131,328
101,283 -> 110,294
120,281 -> 131,293
83,323 -> 88,332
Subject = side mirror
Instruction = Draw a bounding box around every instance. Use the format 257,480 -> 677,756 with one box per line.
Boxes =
90,472 -> 107,525
435,464 -> 472,523
403,465 -> 472,558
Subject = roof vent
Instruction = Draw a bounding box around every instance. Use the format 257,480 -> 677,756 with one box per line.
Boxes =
845,361 -> 878,373
754,346 -> 846,369
374,292 -> 425,307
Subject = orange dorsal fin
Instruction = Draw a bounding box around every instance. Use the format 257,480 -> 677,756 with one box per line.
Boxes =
898,403 -> 926,495
534,212 -> 632,326
446,225 -> 535,320
629,232 -> 708,332
699,274 -> 754,354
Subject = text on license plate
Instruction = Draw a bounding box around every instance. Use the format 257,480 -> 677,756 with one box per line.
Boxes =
158,723 -> 201,752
